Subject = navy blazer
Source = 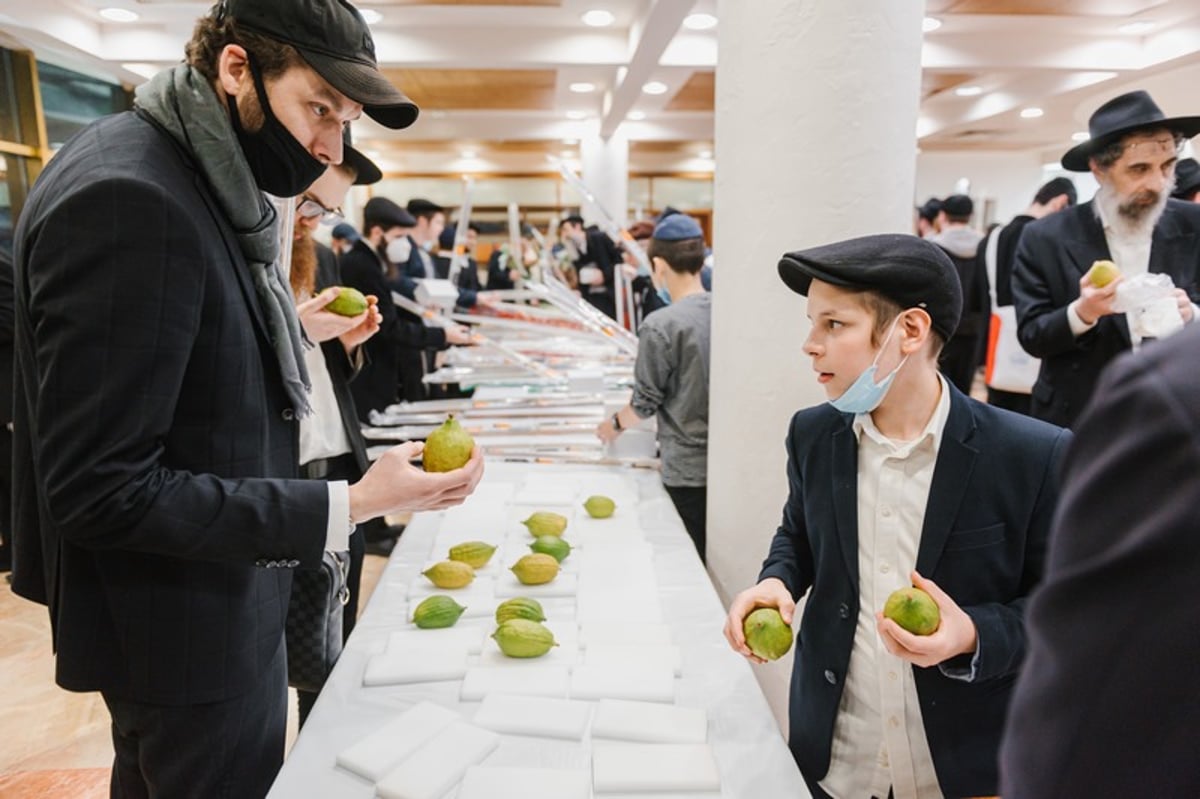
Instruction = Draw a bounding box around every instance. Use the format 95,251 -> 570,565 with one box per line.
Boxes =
1001,322 -> 1200,799
11,110 -> 329,705
1012,199 -> 1200,428
759,383 -> 1070,798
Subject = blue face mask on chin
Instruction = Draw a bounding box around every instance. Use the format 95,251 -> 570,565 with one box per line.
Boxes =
828,317 -> 908,415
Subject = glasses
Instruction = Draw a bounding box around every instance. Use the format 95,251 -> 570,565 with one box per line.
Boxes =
296,195 -> 343,223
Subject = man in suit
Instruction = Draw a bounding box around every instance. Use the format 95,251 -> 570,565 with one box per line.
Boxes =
1013,90 -> 1200,428
1171,156 -> 1200,202
0,246 -> 12,575
10,2 -> 483,796
559,214 -> 622,319
724,235 -> 1070,799
929,194 -> 988,394
1000,321 -> 1200,798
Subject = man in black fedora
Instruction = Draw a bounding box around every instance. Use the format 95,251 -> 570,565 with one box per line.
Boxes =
10,0 -> 484,796
1171,157 -> 1200,202
1011,89 -> 1200,428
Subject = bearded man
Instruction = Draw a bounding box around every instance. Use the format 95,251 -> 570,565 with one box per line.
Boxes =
1012,90 -> 1200,428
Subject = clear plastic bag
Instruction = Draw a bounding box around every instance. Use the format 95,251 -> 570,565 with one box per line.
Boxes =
1113,273 -> 1184,339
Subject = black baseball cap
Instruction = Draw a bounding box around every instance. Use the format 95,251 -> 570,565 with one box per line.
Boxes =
778,233 -> 963,342
220,0 -> 418,130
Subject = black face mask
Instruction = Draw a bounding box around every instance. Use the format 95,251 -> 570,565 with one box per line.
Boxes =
226,57 -> 326,197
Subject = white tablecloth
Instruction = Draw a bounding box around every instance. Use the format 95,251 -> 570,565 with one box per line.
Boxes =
267,463 -> 806,799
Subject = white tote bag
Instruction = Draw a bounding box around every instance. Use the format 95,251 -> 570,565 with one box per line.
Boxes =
983,225 -> 1041,393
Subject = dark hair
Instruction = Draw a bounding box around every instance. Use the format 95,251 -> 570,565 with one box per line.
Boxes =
627,220 -> 655,241
1091,127 -> 1182,170
916,198 -> 942,223
185,13 -> 302,83
560,215 -> 585,229
1033,176 -> 1077,206
646,237 -> 705,274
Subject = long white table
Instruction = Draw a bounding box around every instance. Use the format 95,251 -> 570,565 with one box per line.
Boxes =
268,462 -> 807,798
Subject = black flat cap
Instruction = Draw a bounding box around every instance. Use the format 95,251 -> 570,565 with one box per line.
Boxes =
406,198 -> 444,216
363,197 -> 415,231
778,233 -> 963,342
1172,157 -> 1200,199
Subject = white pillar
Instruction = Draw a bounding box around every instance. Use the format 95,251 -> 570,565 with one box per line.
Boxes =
708,0 -> 925,733
580,124 -> 630,225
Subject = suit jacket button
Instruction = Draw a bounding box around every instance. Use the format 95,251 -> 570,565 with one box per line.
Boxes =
838,603 -> 850,619
824,669 -> 837,685
287,559 -> 300,568
266,560 -> 278,568
282,408 -> 295,421
255,559 -> 268,567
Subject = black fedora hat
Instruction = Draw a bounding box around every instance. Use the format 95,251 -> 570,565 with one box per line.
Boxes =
1061,90 -> 1200,172
1172,157 -> 1200,200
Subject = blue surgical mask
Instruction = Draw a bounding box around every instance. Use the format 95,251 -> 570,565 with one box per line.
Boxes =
828,317 -> 908,414
656,287 -> 672,306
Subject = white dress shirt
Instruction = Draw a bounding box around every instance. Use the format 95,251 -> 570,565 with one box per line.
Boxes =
820,376 -> 952,799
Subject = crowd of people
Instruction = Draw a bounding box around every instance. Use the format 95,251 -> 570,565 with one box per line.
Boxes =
1,0 -> 1198,796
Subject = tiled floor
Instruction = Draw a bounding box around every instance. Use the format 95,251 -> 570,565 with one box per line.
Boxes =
0,553 -> 389,798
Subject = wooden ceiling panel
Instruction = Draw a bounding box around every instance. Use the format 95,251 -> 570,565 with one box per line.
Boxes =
383,69 -> 557,110
925,0 -> 1166,15
665,71 -> 714,112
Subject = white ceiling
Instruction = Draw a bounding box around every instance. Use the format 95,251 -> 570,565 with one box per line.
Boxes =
2,0 -> 1199,172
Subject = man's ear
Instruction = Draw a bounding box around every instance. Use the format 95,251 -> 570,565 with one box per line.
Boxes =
217,43 -> 251,98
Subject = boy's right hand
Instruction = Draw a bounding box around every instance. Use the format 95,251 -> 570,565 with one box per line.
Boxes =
723,578 -> 795,664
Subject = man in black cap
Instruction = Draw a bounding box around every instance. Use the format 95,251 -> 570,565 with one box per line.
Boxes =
914,197 -> 943,239
1171,156 -> 1200,202
10,2 -> 485,796
928,194 -> 988,395
1013,89 -> 1200,427
723,233 -> 1070,799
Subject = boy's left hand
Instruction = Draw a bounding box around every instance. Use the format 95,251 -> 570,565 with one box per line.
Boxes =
876,571 -> 977,669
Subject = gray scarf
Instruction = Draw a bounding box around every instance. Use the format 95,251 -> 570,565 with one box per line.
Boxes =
135,65 -> 312,416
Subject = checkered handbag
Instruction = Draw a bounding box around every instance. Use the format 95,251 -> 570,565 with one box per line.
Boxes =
285,550 -> 350,693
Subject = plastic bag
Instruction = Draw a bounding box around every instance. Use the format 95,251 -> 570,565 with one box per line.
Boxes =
1113,273 -> 1184,339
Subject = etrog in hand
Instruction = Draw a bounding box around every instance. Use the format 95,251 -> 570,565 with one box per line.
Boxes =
1086,259 -> 1121,288
743,608 -> 794,661
325,286 -> 369,316
423,415 -> 474,472
883,586 -> 940,636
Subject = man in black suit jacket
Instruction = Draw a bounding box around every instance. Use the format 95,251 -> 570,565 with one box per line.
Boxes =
559,215 -> 622,319
10,4 -> 482,796
0,246 -> 12,574
1013,90 -> 1200,428
1000,321 -> 1200,798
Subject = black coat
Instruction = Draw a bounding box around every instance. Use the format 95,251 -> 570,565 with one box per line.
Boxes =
1012,199 -> 1200,428
759,384 -> 1070,797
313,242 -> 369,477
10,110 -> 329,704
1000,321 -> 1200,798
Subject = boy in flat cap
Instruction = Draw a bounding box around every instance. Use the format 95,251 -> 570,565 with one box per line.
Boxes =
596,214 -> 711,562
1013,89 -> 1200,428
724,234 -> 1071,799
10,1 -> 484,795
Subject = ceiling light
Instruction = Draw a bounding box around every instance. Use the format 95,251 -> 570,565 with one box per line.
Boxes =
460,149 -> 478,159
1020,107 -> 1044,119
642,81 -> 668,95
359,9 -> 383,24
561,150 -> 576,158
954,85 -> 983,97
582,9 -> 615,27
922,16 -> 942,33
683,13 -> 717,30
1071,131 -> 1091,142
99,7 -> 139,22
626,110 -> 646,121
698,150 -> 713,159
562,138 -> 579,145
569,82 -> 596,93
566,110 -> 588,120
1118,20 -> 1155,35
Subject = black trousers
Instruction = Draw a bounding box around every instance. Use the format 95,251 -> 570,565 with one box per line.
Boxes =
663,483 -> 707,565
986,386 -> 1032,416
104,644 -> 287,799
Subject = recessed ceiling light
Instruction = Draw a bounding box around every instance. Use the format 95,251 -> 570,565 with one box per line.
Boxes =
1020,107 -> 1044,119
642,81 -> 668,95
569,82 -> 596,94
566,110 -> 588,120
359,9 -> 383,24
1071,131 -> 1091,142
582,10 -> 615,27
460,149 -> 478,159
1118,20 -> 1155,35
563,138 -> 579,145
100,7 -> 139,22
683,13 -> 717,30
626,110 -> 646,121
922,16 -> 942,33
698,150 -> 713,159
955,85 -> 983,97
561,150 -> 576,158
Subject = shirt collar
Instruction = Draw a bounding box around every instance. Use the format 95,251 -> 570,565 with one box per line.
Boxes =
852,373 -> 951,455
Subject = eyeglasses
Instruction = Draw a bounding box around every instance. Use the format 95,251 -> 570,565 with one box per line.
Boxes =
296,195 -> 343,223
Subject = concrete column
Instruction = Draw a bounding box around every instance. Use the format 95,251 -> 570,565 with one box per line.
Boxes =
708,0 -> 925,732
579,123 -> 630,225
